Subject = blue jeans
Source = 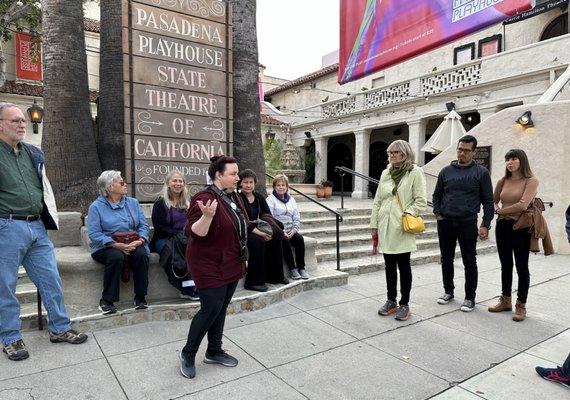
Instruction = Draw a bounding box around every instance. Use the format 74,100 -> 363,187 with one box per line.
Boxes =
0,218 -> 71,346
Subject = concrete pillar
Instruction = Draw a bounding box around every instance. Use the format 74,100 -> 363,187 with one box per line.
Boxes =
407,119 -> 427,166
314,136 -> 328,184
352,129 -> 371,199
477,106 -> 497,123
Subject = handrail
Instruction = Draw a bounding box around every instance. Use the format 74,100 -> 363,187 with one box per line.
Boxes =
266,173 -> 343,271
334,166 -> 433,208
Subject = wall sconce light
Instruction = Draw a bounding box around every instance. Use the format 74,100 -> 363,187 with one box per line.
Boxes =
292,88 -> 300,94
516,111 -> 533,127
265,127 -> 276,141
27,99 -> 44,134
304,131 -> 311,138
445,101 -> 455,112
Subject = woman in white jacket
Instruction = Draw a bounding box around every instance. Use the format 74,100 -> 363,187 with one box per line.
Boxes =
266,174 -> 309,280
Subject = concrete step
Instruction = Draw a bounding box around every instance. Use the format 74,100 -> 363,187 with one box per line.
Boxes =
316,230 -> 439,250
317,239 -> 443,262
303,221 -> 438,238
16,282 -> 38,304
302,213 -> 436,227
300,207 -> 372,219
18,266 -> 31,285
318,242 -> 498,275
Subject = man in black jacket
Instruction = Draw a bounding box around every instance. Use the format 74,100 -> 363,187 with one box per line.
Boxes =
432,135 -> 494,312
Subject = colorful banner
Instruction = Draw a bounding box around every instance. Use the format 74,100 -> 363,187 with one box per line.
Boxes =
503,0 -> 567,25
15,32 -> 42,81
339,0 -> 533,84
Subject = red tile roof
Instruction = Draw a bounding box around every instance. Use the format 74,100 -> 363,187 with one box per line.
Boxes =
264,63 -> 339,97
84,18 -> 100,33
0,80 -> 99,102
261,114 -> 284,126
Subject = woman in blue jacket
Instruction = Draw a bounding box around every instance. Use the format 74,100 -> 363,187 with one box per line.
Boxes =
88,170 -> 150,314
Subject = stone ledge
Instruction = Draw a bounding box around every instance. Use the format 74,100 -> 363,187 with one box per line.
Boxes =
21,268 -> 348,332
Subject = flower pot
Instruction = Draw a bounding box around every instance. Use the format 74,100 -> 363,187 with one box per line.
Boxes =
324,186 -> 333,198
316,186 -> 326,198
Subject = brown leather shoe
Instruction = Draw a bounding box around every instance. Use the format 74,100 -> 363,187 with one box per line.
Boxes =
513,300 -> 526,322
488,295 -> 512,312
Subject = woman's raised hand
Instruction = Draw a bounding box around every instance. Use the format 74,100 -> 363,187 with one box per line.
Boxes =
197,199 -> 218,218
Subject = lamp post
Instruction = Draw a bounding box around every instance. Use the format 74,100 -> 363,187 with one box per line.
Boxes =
265,126 -> 276,141
27,99 -> 44,134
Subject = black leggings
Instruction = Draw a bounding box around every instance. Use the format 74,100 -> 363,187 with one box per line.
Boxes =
495,219 -> 531,303
383,252 -> 412,306
182,280 -> 238,358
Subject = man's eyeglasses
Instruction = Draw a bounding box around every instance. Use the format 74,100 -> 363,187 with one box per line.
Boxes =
456,148 -> 473,154
0,118 -> 26,124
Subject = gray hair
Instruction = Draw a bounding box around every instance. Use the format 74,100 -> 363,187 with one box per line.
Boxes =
159,169 -> 190,210
97,170 -> 122,197
387,139 -> 416,171
0,102 -> 19,118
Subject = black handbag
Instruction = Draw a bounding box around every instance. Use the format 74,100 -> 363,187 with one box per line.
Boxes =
253,219 -> 273,235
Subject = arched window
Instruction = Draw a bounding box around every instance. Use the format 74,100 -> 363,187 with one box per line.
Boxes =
541,13 -> 568,41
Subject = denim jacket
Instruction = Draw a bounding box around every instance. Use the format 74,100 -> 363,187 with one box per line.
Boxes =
87,195 -> 150,254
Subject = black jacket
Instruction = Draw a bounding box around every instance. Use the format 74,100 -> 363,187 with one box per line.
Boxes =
566,205 -> 570,242
432,160 -> 494,228
150,198 -> 185,252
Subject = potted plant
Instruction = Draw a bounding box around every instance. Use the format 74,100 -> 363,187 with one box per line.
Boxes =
321,180 -> 334,198
316,183 -> 326,198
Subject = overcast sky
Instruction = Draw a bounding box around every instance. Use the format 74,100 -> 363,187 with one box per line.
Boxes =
257,0 -> 340,80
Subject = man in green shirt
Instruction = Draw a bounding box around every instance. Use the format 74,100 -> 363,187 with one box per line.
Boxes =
0,102 -> 88,361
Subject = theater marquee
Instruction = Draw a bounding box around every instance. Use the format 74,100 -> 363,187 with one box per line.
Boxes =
122,0 -> 232,201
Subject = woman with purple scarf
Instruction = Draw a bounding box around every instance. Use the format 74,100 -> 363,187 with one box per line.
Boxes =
266,174 -> 309,280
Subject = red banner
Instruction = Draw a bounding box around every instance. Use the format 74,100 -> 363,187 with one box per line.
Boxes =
15,32 -> 42,81
339,0 -> 533,84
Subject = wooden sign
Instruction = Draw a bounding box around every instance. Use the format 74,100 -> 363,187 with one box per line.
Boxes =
123,0 -> 231,201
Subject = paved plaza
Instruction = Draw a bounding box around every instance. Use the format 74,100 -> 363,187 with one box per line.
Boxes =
1,251 -> 568,400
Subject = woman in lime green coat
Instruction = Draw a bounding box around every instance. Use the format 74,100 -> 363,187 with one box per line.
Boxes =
370,140 -> 427,321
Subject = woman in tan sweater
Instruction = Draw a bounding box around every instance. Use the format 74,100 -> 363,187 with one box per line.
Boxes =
489,149 -> 538,321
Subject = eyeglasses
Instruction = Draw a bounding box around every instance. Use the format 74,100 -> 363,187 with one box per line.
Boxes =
388,151 -> 402,155
117,181 -> 127,186
456,148 -> 473,154
0,118 -> 26,124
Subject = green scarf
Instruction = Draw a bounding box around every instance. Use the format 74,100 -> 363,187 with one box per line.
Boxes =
390,164 -> 407,195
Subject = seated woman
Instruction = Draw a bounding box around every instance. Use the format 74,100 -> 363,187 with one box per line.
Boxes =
266,174 -> 309,280
238,169 -> 286,292
88,170 -> 150,314
150,170 -> 198,300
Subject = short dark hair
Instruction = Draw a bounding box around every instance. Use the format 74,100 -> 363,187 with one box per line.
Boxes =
238,168 -> 257,184
504,149 -> 534,179
458,134 -> 477,150
207,155 -> 238,180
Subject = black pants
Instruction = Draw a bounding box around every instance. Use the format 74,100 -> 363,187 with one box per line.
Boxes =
383,252 -> 412,305
282,233 -> 305,270
182,280 -> 238,358
495,219 -> 531,303
92,246 -> 149,302
245,235 -> 267,286
264,239 -> 286,283
437,218 -> 478,301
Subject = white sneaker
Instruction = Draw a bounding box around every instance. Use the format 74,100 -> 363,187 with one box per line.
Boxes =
299,269 -> 310,279
290,269 -> 302,280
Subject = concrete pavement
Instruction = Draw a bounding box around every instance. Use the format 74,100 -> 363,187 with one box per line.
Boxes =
1,252 -> 568,399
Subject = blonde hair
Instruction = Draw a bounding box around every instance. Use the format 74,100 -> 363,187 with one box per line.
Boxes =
387,140 -> 415,171
272,174 -> 289,188
159,170 -> 190,210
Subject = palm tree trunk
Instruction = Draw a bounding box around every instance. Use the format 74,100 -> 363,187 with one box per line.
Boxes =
232,0 -> 266,192
97,0 -> 125,171
40,0 -> 101,211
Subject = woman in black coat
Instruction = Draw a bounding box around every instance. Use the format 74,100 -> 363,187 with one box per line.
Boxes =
238,169 -> 287,291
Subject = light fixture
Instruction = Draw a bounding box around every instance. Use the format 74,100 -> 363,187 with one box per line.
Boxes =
467,115 -> 474,123
265,127 -> 276,141
516,111 -> 533,127
27,99 -> 44,134
292,89 -> 300,94
445,101 -> 455,112
304,131 -> 311,138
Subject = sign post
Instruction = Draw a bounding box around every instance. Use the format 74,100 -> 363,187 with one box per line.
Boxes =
122,0 -> 232,201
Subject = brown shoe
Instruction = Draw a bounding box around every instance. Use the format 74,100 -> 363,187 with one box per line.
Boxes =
513,300 -> 526,322
488,295 -> 512,312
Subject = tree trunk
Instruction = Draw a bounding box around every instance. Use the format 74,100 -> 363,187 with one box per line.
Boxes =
98,0 -> 125,171
41,0 -> 101,211
232,0 -> 266,192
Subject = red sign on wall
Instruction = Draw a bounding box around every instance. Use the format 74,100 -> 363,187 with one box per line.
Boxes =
15,32 -> 42,81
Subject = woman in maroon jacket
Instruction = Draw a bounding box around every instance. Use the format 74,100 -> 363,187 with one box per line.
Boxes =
179,156 -> 248,379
